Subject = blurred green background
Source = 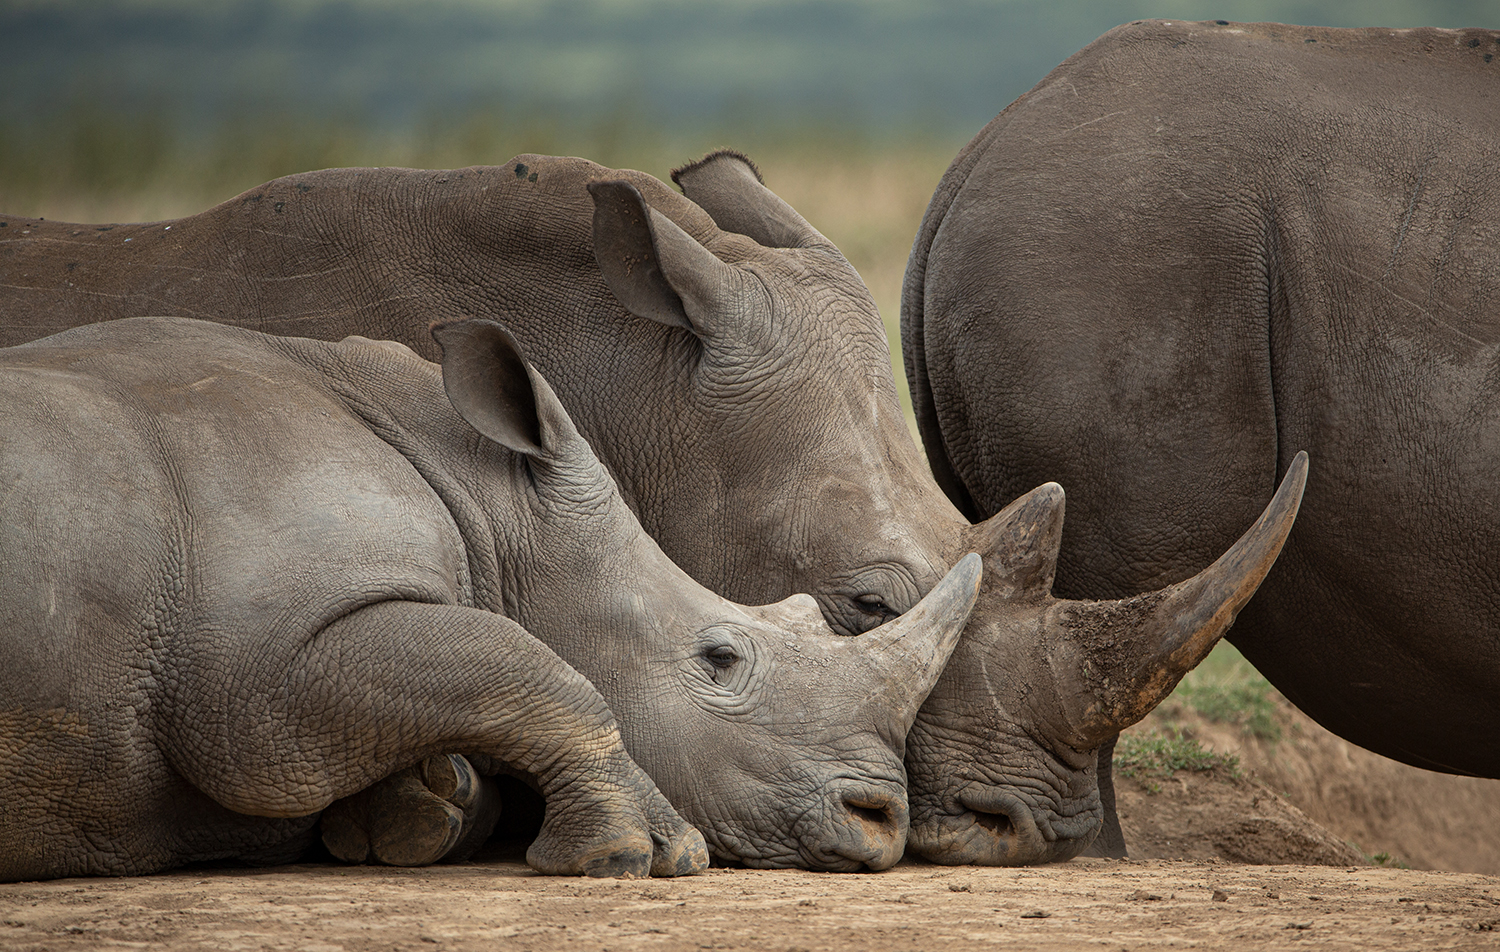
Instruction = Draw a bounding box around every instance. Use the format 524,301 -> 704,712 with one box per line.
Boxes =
5,1 -> 1494,207
3,0 -> 1496,406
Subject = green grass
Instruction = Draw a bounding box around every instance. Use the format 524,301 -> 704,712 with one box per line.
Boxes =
1115,730 -> 1241,793
1355,847 -> 1411,869
1167,642 -> 1285,741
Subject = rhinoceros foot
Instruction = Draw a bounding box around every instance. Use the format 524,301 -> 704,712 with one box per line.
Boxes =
525,761 -> 708,878
649,818 -> 709,877
321,754 -> 500,866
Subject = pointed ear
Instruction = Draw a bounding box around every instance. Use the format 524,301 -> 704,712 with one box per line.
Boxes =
431,319 -> 548,456
670,150 -> 822,250
588,179 -> 753,341
966,482 -> 1066,599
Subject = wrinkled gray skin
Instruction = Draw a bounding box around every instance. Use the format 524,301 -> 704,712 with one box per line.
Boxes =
904,17 -> 1500,808
0,152 -> 1296,865
0,315 -> 977,881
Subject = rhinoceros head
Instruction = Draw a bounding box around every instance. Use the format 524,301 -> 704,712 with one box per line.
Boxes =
432,319 -> 981,871
904,454 -> 1307,865
609,557 -> 981,871
586,153 -> 959,639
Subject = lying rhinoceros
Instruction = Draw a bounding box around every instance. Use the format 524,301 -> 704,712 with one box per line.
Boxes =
0,152 -> 1299,865
0,315 -> 978,881
902,17 -> 1500,828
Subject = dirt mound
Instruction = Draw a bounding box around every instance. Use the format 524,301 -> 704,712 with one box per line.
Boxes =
1118,690 -> 1500,874
1117,766 -> 1367,867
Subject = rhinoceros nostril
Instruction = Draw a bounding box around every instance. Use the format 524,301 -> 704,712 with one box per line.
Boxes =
814,786 -> 908,870
846,800 -> 897,835
969,807 -> 1016,838
846,803 -> 888,833
957,788 -> 1028,842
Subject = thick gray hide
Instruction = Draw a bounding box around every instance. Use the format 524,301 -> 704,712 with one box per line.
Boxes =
0,152 -> 1290,866
0,316 -> 976,880
0,154 -> 942,639
904,20 -> 1500,784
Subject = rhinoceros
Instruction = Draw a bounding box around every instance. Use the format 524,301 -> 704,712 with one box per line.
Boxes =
0,315 -> 981,881
902,16 -> 1500,830
0,152 -> 1301,865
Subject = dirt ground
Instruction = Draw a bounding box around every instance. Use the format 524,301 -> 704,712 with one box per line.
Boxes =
3,854 -> 1499,952
5,693 -> 1499,951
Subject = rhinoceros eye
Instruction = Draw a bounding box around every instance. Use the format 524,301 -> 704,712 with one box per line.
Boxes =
705,645 -> 740,670
852,594 -> 899,626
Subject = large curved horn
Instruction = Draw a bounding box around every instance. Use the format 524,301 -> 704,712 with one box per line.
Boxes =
860,552 -> 982,733
1059,452 -> 1308,746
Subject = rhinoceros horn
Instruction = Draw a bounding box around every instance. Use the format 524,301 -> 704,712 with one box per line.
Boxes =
1055,452 -> 1309,746
963,481 -> 1066,602
860,552 -> 983,734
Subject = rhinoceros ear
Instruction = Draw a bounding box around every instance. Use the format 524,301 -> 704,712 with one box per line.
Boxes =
966,482 -> 1066,600
588,179 -> 754,342
670,150 -> 821,250
431,319 -> 552,456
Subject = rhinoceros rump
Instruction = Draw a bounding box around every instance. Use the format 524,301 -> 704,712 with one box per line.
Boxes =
0,152 -> 1296,865
904,18 -> 1500,846
0,316 -> 977,881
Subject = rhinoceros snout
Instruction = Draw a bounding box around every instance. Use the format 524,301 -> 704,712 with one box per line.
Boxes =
803,780 -> 910,872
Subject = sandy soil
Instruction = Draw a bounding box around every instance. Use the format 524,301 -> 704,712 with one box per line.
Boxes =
3,854 -> 1499,952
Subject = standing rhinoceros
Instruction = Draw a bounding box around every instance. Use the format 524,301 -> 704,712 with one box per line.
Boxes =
902,17 -> 1500,827
0,152 -> 1301,865
0,315 -> 981,881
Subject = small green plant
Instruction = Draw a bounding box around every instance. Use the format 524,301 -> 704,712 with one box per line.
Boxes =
1114,730 -> 1240,789
1166,642 -> 1285,741
1367,850 -> 1411,869
1176,679 -> 1283,741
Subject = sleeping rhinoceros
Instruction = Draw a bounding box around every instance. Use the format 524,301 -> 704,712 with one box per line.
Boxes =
0,152 -> 1300,866
902,18 -> 1500,840
0,315 -> 980,881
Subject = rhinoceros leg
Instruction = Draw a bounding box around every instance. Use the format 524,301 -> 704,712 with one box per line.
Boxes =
319,754 -> 502,866
170,601 -> 706,878
1082,739 -> 1128,859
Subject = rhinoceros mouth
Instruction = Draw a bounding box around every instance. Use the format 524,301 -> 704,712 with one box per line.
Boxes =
907,784 -> 1101,866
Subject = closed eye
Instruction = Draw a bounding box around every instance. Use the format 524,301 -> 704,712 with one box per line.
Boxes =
706,645 -> 739,669
852,594 -> 899,624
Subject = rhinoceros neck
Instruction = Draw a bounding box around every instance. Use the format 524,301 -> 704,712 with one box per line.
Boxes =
296,331 -> 720,660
